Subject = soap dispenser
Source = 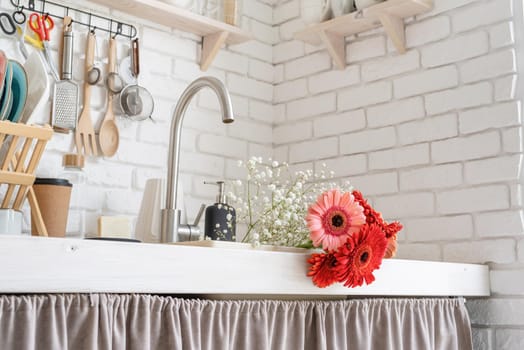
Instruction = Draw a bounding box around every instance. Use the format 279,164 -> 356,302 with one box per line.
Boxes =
204,181 -> 236,241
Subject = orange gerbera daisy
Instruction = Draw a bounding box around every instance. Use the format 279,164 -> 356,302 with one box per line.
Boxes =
307,252 -> 340,288
335,224 -> 388,288
307,189 -> 366,251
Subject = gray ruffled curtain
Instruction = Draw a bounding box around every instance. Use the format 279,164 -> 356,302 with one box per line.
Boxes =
0,294 -> 472,350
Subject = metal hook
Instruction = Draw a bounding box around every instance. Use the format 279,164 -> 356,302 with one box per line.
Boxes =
113,22 -> 122,39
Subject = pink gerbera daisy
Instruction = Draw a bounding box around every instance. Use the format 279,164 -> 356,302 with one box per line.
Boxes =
306,189 -> 366,251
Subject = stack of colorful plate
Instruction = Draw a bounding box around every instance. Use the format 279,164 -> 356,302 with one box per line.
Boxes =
0,50 -> 27,123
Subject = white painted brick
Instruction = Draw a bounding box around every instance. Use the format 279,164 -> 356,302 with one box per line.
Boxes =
444,240 -> 515,264
476,210 -> 524,238
228,119 -> 272,144
229,40 -> 273,63
279,18 -> 306,41
274,79 -> 308,103
273,0 -> 300,24
369,144 -> 430,171
519,239 -> 524,263
375,192 -> 435,218
225,159 -> 248,180
400,163 -> 462,190
405,215 -> 473,242
179,152 -> 224,176
273,40 -> 305,64
398,113 -> 458,145
273,103 -> 286,124
503,127 -> 523,153
495,74 -> 517,102
490,22 -> 515,49
141,50 -> 172,75
289,137 -> 338,163
395,243 -> 441,261
313,110 -> 366,137
287,93 -> 337,120
511,184 -> 523,208
285,52 -> 331,80
394,66 -> 458,99
105,190 -> 143,214
142,27 -> 197,60
405,16 -> 451,48
437,185 -> 509,215
425,82 -> 492,116
228,73 -> 273,102
472,328 -> 493,350
367,97 -> 425,128
85,163 -> 134,188
116,140 -> 166,167
198,134 -> 247,159
459,101 -> 521,134
211,50 -> 248,74
496,329 -> 524,350
274,64 -> 284,84
138,121 -> 170,146
461,50 -> 517,84
142,75 -> 185,101
249,100 -> 273,123
308,66 -> 360,94
468,299 -> 524,325
182,108 -> 227,135
248,59 -> 274,83
465,155 -> 522,185
350,172 -> 398,196
362,50 -> 420,82
347,36 -> 386,63
244,0 -> 272,24
421,31 -> 488,68
418,0 -> 479,17
452,0 -> 513,33
315,154 -> 367,177
340,127 -> 396,154
250,19 -> 276,45
432,132 -> 500,164
273,121 -> 312,144
248,143 -> 273,160
338,81 -> 392,111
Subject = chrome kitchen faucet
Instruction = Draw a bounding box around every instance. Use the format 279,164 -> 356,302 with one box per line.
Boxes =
160,77 -> 235,243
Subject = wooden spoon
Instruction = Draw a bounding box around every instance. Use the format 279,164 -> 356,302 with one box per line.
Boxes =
99,37 -> 119,157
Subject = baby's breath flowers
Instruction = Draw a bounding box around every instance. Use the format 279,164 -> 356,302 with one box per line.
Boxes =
228,157 -> 352,248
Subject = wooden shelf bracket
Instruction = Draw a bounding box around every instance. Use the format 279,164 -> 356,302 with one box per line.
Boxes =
319,30 -> 346,70
378,13 -> 406,54
201,31 -> 230,71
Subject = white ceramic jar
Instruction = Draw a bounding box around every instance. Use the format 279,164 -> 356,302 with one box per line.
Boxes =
355,0 -> 384,10
301,0 -> 332,24
331,0 -> 354,17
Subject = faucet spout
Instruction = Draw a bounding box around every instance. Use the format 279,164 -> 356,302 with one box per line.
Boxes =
161,77 -> 234,243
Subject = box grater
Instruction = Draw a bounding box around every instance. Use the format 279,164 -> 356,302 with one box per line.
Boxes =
52,17 -> 78,133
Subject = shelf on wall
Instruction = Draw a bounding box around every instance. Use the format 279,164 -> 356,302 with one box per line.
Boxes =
90,0 -> 252,71
294,0 -> 433,69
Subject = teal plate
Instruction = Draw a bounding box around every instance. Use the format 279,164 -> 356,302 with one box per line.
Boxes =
7,60 -> 27,123
0,63 -> 13,121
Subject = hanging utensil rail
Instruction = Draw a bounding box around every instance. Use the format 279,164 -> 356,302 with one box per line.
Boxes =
10,0 -> 138,38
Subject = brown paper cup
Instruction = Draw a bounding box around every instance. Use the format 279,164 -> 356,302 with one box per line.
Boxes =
31,178 -> 72,237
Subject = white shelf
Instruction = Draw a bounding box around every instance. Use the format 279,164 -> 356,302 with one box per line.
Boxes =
294,0 -> 434,69
90,0 -> 252,70
0,236 -> 490,297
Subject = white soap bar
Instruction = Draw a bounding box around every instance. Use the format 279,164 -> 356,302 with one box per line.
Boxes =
97,216 -> 131,238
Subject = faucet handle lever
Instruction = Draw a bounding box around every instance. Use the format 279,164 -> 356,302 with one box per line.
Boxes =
193,204 -> 206,226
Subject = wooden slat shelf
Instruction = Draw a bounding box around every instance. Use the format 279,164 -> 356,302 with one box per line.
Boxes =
90,0 -> 253,70
294,0 -> 433,69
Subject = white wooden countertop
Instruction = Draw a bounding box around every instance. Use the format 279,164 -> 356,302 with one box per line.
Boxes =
0,235 -> 490,297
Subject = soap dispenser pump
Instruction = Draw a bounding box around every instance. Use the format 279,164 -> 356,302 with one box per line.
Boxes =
204,181 -> 236,241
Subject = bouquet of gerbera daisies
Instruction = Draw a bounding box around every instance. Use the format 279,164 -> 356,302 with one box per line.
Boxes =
306,189 -> 402,288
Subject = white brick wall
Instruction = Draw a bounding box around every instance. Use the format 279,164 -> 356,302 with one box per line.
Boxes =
271,0 -> 524,345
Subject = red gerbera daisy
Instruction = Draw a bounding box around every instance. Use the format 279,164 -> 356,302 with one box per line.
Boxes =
352,190 -> 385,226
335,224 -> 388,288
307,252 -> 340,288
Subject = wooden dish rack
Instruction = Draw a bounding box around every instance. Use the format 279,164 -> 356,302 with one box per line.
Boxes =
0,121 -> 53,236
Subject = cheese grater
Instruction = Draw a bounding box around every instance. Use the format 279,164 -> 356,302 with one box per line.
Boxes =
52,17 -> 78,133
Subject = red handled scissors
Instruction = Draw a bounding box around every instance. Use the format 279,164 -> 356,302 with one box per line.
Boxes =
28,13 -> 54,41
28,13 -> 59,80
